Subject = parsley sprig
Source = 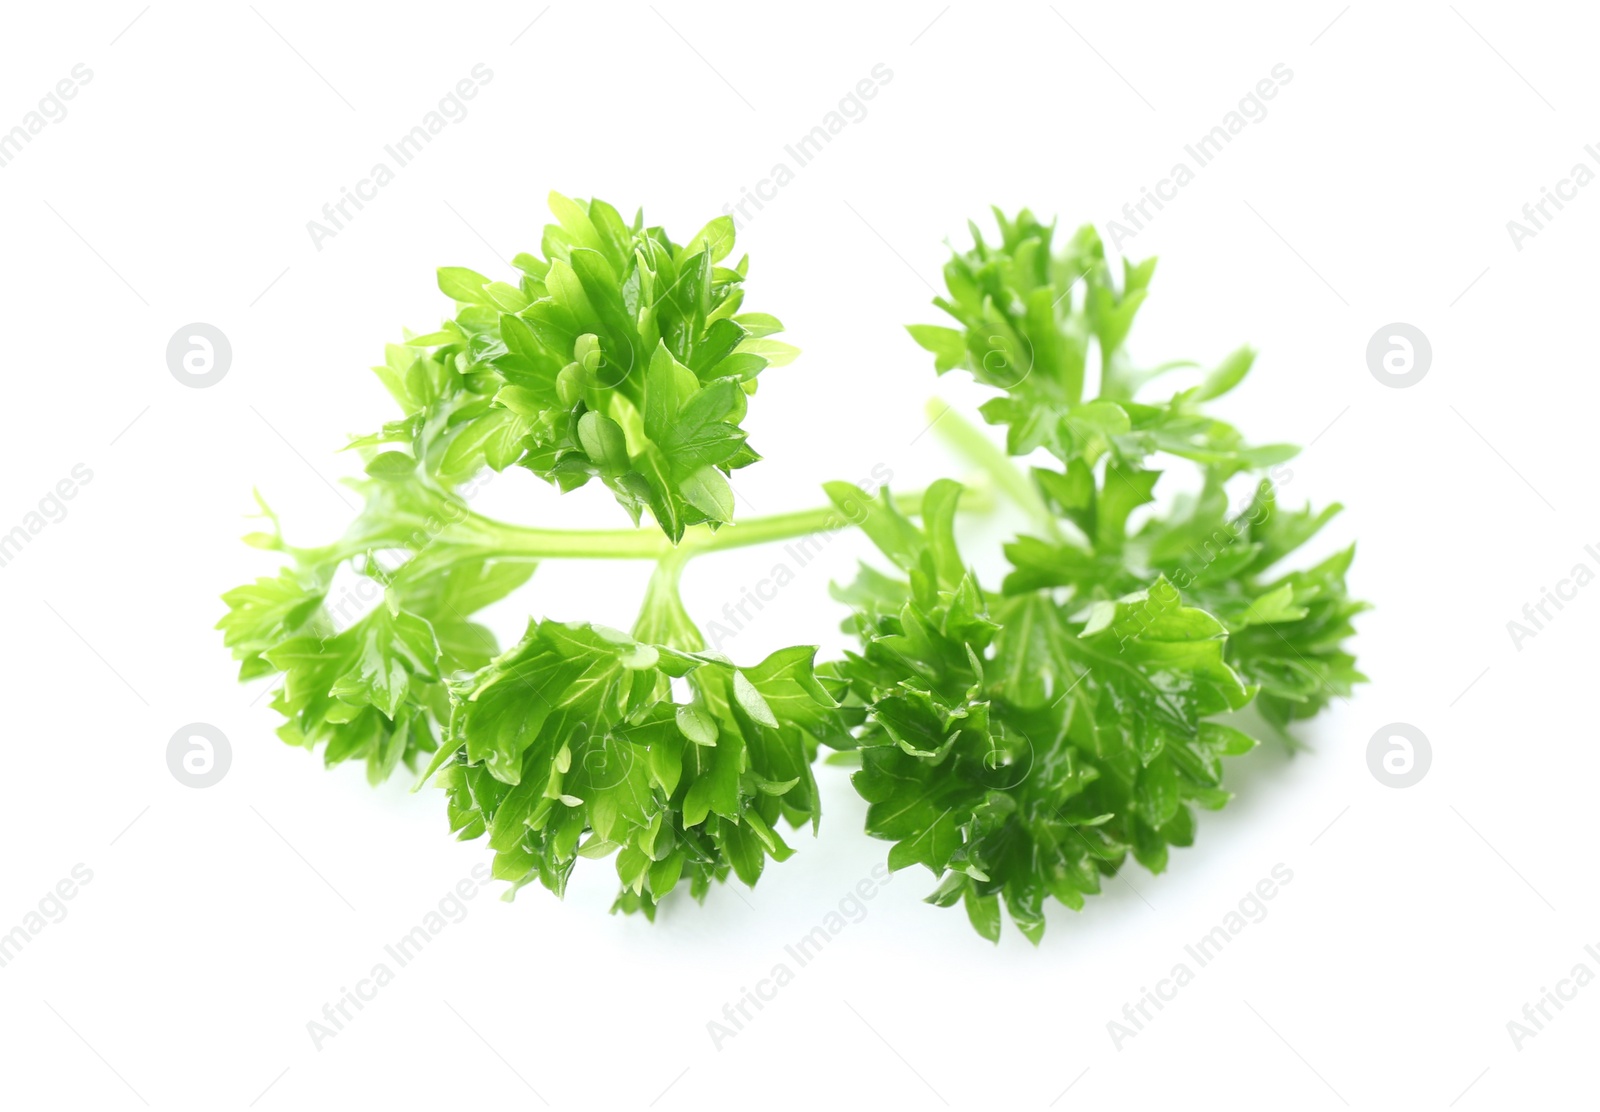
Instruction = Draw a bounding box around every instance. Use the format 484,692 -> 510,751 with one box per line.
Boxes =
221,195 -> 867,911
831,211 -> 1367,941
352,192 -> 797,541
218,200 -> 1363,938
218,465 -> 954,912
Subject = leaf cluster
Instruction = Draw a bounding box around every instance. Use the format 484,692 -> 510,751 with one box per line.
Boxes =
824,214 -> 1368,941
217,200 -> 1366,938
217,478 -> 537,783
356,192 -> 798,541
429,617 -> 846,917
218,197 -> 842,910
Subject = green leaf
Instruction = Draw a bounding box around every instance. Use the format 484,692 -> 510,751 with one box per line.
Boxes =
734,337 -> 800,367
643,342 -> 688,443
732,669 -> 778,728
577,411 -> 629,475
546,191 -> 607,255
907,324 -> 967,373
1197,345 -> 1255,401
823,482 -> 927,574
717,817 -> 764,886
732,312 -> 784,338
963,886 -> 1002,943
438,266 -> 492,304
680,466 -> 734,524
676,704 -> 718,746
365,451 -> 416,478
682,215 -> 736,264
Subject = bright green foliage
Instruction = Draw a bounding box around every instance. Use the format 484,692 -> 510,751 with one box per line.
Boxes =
217,477 -> 537,784
217,198 -> 1364,938
428,618 -> 845,917
1138,478 -> 1367,734
354,192 -> 797,541
1003,474 -> 1367,739
217,192 -> 844,914
835,212 -> 1368,941
827,483 -> 1257,944
217,190 -> 801,790
908,209 -> 1296,476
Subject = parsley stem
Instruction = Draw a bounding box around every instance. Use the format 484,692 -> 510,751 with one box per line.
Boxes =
484,485 -> 951,561
631,546 -> 706,650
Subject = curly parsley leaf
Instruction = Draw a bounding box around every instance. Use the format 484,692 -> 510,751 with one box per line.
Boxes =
430,619 -> 847,916
217,478 -> 536,785
358,193 -> 796,541
909,210 -> 1294,478
836,207 -> 1367,942
827,481 -> 1259,943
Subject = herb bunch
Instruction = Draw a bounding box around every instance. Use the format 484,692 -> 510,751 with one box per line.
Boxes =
220,195 -> 851,914
218,198 -> 1363,940
352,191 -> 797,540
828,210 -> 1366,940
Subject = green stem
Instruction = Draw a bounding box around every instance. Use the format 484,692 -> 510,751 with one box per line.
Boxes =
485,485 -> 949,562
926,400 -> 1062,541
631,547 -> 705,650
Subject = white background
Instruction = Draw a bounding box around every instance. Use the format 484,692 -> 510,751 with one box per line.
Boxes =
0,2 -> 1594,1108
